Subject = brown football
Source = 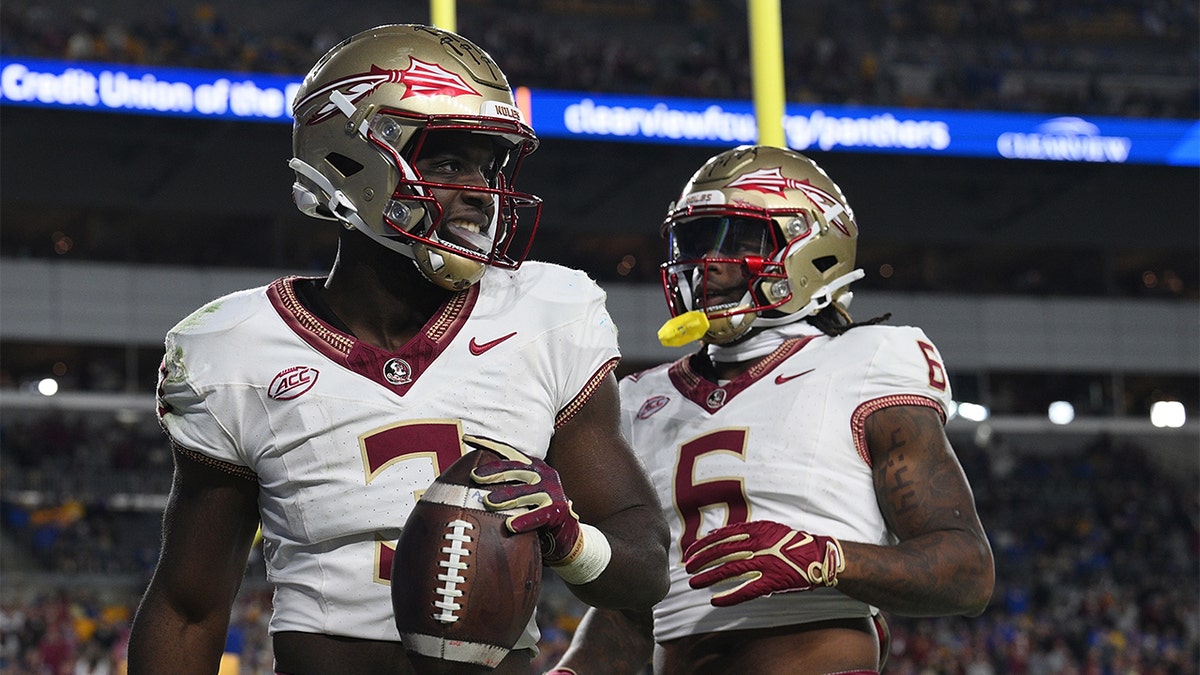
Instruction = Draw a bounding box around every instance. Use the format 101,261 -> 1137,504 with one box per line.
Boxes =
392,448 -> 542,673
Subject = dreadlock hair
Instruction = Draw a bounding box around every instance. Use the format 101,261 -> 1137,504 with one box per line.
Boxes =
806,302 -> 892,337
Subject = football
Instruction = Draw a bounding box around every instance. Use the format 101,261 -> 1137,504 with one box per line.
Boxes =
392,447 -> 542,673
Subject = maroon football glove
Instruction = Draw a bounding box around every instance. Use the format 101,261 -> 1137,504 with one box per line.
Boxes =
683,520 -> 844,607
467,436 -> 582,565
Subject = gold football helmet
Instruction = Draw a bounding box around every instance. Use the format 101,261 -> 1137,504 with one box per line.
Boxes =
659,145 -> 863,345
290,24 -> 542,290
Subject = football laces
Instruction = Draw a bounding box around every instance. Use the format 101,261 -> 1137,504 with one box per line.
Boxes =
433,519 -> 474,623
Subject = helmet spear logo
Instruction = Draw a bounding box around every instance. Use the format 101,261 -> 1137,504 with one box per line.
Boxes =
299,60 -> 482,125
725,167 -> 854,236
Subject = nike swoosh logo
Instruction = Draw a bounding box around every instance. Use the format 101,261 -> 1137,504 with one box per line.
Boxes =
469,332 -> 517,355
774,368 -> 815,385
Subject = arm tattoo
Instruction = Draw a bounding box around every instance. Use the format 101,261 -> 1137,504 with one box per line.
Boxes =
883,427 -> 918,516
870,406 -> 970,540
854,405 -> 994,615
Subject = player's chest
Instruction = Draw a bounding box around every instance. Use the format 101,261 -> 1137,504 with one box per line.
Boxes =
628,381 -> 842,475
242,354 -> 556,477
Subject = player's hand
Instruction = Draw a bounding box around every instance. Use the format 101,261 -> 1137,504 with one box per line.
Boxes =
466,436 -> 582,564
683,520 -> 844,607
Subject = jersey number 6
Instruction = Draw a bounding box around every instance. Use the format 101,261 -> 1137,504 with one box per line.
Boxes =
674,428 -> 751,557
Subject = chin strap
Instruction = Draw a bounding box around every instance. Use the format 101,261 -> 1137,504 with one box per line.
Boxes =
753,268 -> 865,329
706,268 -> 864,363
289,156 -> 419,262
289,156 -> 356,223
663,267 -> 864,357
290,87 -> 429,264
707,321 -> 824,363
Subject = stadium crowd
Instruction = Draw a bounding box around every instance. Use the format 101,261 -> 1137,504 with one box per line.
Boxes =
1,410 -> 1196,673
1,0 -> 1196,118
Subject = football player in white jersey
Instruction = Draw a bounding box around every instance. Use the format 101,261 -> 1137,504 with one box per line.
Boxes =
550,145 -> 993,674
127,25 -> 669,675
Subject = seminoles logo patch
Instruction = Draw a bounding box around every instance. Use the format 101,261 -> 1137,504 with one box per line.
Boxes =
725,168 -> 854,236
705,388 -> 727,410
298,60 -> 482,126
637,395 -> 670,420
269,366 -> 319,400
383,358 -> 413,386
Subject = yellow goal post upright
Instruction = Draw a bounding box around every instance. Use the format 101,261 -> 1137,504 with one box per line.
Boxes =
431,0 -> 456,33
429,0 -> 785,146
747,0 -> 786,147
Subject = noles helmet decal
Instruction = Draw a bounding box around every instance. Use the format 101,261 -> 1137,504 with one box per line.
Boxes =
297,61 -> 482,126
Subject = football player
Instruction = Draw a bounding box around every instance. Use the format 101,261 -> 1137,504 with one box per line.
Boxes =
127,25 -> 669,675
549,145 -> 994,674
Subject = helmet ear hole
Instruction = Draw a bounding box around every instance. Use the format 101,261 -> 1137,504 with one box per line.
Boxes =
812,255 -> 839,273
326,153 -> 364,178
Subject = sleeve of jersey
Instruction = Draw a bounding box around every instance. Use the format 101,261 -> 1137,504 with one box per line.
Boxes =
863,326 -> 955,421
156,332 -> 250,474
547,272 -> 621,429
616,376 -> 637,440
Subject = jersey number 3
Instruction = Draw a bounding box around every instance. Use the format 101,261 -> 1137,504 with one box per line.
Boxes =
361,420 -> 467,584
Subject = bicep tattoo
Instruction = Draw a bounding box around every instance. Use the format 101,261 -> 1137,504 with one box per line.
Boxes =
868,405 -> 974,540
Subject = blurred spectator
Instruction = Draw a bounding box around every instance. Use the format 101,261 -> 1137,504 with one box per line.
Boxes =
2,409 -> 1196,672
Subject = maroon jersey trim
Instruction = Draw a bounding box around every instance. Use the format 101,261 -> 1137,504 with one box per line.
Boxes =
555,357 -> 620,429
666,336 -> 818,414
172,441 -> 257,481
269,276 -> 355,360
850,394 -> 945,469
267,276 -> 478,396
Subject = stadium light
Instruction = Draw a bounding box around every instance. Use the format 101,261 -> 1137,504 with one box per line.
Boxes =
1149,400 -> 1186,428
1048,401 -> 1075,425
973,423 -> 994,448
956,401 -> 990,422
37,377 -> 58,396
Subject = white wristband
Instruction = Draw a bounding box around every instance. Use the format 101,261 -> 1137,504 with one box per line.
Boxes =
550,523 -> 611,585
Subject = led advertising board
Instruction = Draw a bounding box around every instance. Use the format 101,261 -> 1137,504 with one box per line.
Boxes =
3,57 -> 1196,166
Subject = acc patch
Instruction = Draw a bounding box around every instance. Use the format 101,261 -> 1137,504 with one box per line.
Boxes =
637,395 -> 670,420
269,366 -> 319,400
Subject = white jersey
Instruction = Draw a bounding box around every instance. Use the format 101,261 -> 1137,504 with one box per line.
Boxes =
157,262 -> 619,643
618,324 -> 953,642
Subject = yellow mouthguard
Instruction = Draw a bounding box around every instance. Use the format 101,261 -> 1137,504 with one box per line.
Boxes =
657,311 -> 710,347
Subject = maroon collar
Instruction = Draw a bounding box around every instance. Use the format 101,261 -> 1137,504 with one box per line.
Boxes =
667,336 -> 817,413
268,276 -> 477,396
